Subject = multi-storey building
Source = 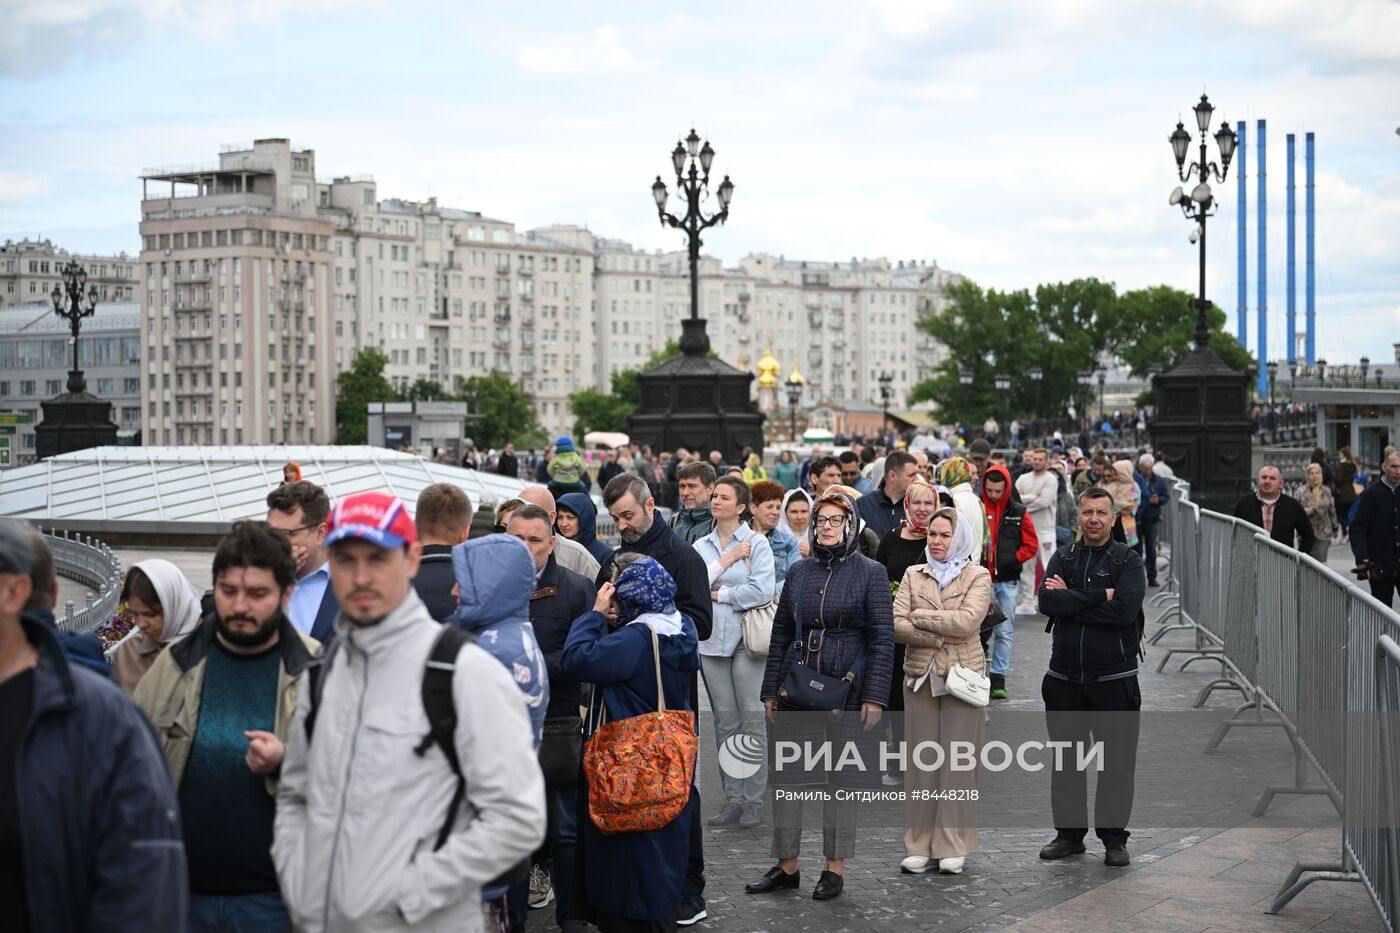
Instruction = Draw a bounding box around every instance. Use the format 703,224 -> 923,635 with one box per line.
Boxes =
138,139 -> 336,446
590,239 -> 958,411
0,238 -> 137,308
0,302 -> 143,465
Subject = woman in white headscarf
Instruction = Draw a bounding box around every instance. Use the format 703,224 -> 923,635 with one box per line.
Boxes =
892,507 -> 992,876
112,559 -> 203,695
777,488 -> 814,557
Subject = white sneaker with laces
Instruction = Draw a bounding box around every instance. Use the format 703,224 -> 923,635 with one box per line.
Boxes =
528,864 -> 554,909
938,856 -> 965,874
900,856 -> 934,874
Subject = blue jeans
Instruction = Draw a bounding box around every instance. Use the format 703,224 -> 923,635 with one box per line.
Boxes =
507,784 -> 578,931
990,582 -> 1018,677
189,892 -> 288,932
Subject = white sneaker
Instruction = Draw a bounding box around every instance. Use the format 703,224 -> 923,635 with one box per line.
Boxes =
900,856 -> 934,874
527,864 -> 553,909
938,856 -> 965,874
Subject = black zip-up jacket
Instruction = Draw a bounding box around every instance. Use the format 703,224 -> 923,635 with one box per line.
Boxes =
1349,479 -> 1400,575
412,543 -> 458,622
1038,541 -> 1146,683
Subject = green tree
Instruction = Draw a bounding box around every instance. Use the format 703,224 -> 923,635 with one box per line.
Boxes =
403,378 -> 448,400
908,278 -> 1115,424
335,347 -> 396,444
1106,285 -> 1253,377
455,371 -> 542,449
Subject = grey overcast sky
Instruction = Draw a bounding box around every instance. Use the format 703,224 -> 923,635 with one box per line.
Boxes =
1,0 -> 1397,364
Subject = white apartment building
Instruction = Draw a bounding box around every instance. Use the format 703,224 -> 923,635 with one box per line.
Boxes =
318,185 -> 595,436
1,238 -> 137,308
138,139 -> 336,446
592,240 -> 958,411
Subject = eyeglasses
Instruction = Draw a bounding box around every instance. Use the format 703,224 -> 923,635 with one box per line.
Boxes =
814,515 -> 848,528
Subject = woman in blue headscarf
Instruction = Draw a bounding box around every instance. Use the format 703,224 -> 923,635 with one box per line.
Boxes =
561,555 -> 701,931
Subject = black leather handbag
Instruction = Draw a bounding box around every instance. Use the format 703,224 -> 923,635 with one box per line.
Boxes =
539,715 -> 582,787
980,601 -> 1007,638
777,569 -> 864,715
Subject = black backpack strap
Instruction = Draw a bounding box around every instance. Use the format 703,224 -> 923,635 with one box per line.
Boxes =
302,640 -> 341,743
413,626 -> 475,851
1045,541 -> 1081,633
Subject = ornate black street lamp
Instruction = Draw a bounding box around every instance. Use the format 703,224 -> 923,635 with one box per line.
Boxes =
994,373 -> 1011,446
1096,368 -> 1107,421
785,368 -> 804,443
50,261 -> 99,393
1288,360 -> 1298,399
878,370 -> 893,442
1360,355 -> 1370,386
1169,94 -> 1238,348
1266,360 -> 1278,406
1029,365 -> 1043,433
35,260 -> 118,459
958,369 -> 973,432
653,129 -> 734,356
1077,369 -> 1094,426
1317,358 -> 1328,385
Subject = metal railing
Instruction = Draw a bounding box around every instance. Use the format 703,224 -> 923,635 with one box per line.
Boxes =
1153,482 -> 1400,930
34,527 -> 123,635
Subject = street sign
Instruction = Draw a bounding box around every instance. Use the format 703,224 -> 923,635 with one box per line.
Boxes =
0,436 -> 10,467
0,425 -> 15,435
0,413 -> 33,425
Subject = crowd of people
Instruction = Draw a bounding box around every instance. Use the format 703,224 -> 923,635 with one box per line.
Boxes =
5,434 -> 1396,933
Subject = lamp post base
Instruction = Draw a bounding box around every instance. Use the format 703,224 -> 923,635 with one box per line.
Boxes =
678,317 -> 712,356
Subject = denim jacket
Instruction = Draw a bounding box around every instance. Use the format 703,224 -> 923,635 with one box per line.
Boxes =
693,523 -> 776,658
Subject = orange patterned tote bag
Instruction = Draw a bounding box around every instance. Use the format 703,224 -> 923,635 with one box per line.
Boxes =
583,626 -> 698,834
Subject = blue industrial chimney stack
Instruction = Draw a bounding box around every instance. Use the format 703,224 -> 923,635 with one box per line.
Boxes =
1256,119 -> 1268,396
1286,133 -> 1297,364
1305,132 -> 1316,364
1237,120 -> 1247,347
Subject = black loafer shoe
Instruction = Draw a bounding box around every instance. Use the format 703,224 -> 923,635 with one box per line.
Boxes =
812,870 -> 844,900
745,866 -> 799,894
1104,844 -> 1130,867
1039,838 -> 1087,860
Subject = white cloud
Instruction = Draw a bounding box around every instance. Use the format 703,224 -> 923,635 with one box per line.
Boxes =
0,170 -> 54,203
518,25 -> 653,75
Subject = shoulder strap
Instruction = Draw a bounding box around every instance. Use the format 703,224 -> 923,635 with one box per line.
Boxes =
413,626 -> 476,852
302,640 -> 341,743
648,626 -> 665,714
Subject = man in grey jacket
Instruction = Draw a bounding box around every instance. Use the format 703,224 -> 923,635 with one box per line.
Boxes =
273,492 -> 546,933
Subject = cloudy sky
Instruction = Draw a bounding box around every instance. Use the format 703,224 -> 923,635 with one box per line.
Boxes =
2,0 -> 1396,365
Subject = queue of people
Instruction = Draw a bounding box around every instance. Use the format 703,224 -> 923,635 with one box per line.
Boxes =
1,438 -> 1171,933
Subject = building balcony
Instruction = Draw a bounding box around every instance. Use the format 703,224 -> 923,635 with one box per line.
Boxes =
141,192 -> 275,220
518,266 -> 532,276
492,313 -> 511,325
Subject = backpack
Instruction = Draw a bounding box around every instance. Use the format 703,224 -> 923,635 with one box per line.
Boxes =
303,626 -> 530,886
1043,540 -> 1147,661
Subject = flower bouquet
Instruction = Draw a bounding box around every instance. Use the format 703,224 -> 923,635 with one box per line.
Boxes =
94,603 -> 136,651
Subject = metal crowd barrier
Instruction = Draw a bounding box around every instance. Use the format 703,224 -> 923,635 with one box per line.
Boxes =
34,526 -> 123,635
1150,484 -> 1400,930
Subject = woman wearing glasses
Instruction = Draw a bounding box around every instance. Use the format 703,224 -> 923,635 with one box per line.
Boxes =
748,491 -> 894,902
111,559 -> 204,695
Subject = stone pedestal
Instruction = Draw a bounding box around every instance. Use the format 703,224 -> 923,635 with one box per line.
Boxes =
1149,346 -> 1253,514
35,370 -> 119,461
628,319 -> 766,458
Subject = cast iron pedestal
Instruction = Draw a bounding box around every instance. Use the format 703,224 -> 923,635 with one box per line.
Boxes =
1149,345 -> 1253,514
628,319 -> 765,458
35,370 -> 119,460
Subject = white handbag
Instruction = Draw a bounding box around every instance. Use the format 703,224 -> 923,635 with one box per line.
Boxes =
945,663 -> 990,708
738,555 -> 776,658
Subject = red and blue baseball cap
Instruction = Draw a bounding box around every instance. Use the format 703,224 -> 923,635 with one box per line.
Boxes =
325,491 -> 417,549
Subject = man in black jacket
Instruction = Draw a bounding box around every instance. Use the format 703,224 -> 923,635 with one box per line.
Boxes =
496,442 -> 519,479
598,474 -> 713,926
0,519 -> 187,932
411,483 -> 473,622
1037,487 -> 1147,868
856,449 -> 918,540
1350,450 -> 1400,607
1231,465 -> 1315,554
506,504 -> 595,932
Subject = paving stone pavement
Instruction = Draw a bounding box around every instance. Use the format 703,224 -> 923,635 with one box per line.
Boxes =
527,560 -> 1386,933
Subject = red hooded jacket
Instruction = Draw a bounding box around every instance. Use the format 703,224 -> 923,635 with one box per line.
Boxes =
980,463 -> 1038,582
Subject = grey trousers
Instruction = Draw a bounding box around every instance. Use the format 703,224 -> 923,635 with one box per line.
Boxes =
770,787 -> 858,860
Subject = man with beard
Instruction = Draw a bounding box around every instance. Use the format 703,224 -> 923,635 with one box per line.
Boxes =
274,492 -> 545,933
598,474 -> 713,926
134,520 -> 319,930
